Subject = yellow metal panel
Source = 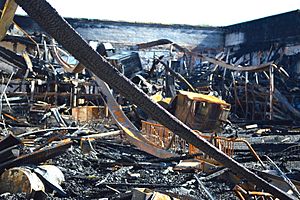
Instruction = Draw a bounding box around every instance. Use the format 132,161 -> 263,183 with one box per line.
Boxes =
150,92 -> 163,103
0,0 -> 18,41
178,90 -> 230,107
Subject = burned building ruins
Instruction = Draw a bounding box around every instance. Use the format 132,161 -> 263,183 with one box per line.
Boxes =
0,1 -> 300,199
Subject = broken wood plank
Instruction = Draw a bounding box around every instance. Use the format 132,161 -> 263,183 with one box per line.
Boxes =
0,133 -> 21,152
0,139 -> 72,173
0,145 -> 20,163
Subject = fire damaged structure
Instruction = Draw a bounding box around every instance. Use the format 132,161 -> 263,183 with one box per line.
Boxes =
0,0 -> 299,199
221,10 -> 300,123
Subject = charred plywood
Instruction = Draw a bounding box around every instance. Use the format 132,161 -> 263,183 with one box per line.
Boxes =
72,106 -> 101,122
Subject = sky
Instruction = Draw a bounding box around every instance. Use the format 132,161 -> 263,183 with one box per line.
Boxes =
16,0 -> 300,26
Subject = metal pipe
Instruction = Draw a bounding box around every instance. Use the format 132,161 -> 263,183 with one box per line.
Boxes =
194,174 -> 215,200
269,65 -> 274,120
265,155 -> 300,199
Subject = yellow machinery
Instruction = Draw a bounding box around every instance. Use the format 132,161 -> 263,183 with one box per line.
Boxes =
142,91 -> 266,168
0,0 -> 18,41
172,90 -> 231,132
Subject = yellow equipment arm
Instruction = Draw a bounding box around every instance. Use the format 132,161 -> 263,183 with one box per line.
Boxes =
0,0 -> 18,41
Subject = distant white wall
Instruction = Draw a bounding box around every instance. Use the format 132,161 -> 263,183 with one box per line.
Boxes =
225,32 -> 245,46
73,23 -> 224,50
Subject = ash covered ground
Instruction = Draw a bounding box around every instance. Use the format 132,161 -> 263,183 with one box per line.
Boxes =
49,138 -> 237,200
1,121 -> 300,200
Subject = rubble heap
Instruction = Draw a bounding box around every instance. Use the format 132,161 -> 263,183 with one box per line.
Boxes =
0,1 -> 299,199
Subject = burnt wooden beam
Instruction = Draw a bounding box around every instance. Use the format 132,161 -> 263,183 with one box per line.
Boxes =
97,182 -> 182,188
0,139 -> 72,173
0,133 -> 21,152
0,145 -> 20,163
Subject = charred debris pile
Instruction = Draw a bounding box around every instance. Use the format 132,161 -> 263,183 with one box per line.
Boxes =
0,1 -> 300,199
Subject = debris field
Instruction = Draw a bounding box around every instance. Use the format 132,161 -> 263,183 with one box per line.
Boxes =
0,1 -> 300,199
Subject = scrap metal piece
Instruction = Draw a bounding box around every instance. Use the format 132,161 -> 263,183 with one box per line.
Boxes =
32,165 -> 67,197
97,78 -> 177,158
0,46 -> 26,74
107,52 -> 142,78
0,166 -> 45,198
82,130 -> 121,139
194,174 -> 215,200
254,168 -> 300,198
80,130 -> 122,154
265,155 -> 300,199
131,188 -> 179,200
234,184 -> 274,200
199,168 -> 229,182
17,127 -> 82,138
50,107 -> 67,127
200,56 -> 273,72
50,42 -> 76,73
137,39 -> 272,72
156,59 -> 196,92
136,39 -> 189,53
80,137 -> 98,155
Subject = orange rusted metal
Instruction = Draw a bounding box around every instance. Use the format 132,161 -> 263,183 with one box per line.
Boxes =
97,78 -> 178,158
141,120 -> 264,168
141,120 -> 187,153
234,185 -> 275,200
189,134 -> 265,168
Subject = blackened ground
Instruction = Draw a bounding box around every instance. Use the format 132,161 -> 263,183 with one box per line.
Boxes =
47,139 -> 238,200
4,126 -> 300,199
0,193 -> 27,200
